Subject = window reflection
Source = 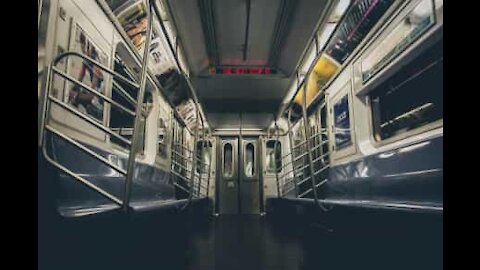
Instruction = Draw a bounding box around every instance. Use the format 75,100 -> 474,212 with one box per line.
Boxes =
196,141 -> 212,174
245,143 -> 255,177
223,143 -> 233,177
266,140 -> 282,174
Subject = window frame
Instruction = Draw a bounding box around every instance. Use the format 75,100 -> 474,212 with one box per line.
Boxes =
366,62 -> 443,147
196,139 -> 213,174
265,139 -> 282,175
356,0 -> 437,86
346,0 -> 443,148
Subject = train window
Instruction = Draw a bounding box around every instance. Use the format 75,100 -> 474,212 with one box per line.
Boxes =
245,143 -> 256,177
110,43 -> 154,152
157,117 -> 168,158
266,140 -> 281,174
370,40 -> 443,142
333,93 -> 352,150
66,24 -> 109,123
223,143 -> 233,177
360,0 -> 435,83
196,140 -> 212,174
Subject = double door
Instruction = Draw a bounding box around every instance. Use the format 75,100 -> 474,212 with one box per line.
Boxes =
216,137 -> 263,214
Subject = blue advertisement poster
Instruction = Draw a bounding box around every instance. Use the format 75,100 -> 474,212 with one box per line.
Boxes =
333,95 -> 352,149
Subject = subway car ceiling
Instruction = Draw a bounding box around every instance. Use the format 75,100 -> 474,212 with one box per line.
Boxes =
166,0 -> 340,130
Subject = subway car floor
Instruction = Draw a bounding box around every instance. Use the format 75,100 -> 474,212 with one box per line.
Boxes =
38,202 -> 442,270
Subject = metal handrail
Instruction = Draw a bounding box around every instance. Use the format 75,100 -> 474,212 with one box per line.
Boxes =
39,3 -> 154,213
38,0 -> 210,214
42,141 -> 124,206
122,1 -> 154,211
46,125 -> 127,175
282,186 -> 296,195
273,121 -> 282,197
174,142 -> 195,153
172,170 -> 193,185
292,151 -> 309,162
174,182 -> 191,194
171,150 -> 210,168
112,80 -> 137,108
291,139 -> 308,150
311,152 -> 330,164
52,67 -> 136,116
52,52 -> 139,88
298,187 -> 313,198
286,108 -> 299,196
172,160 -> 192,174
279,163 -> 310,180
301,82 -> 320,205
48,96 -> 132,146
281,151 -> 292,159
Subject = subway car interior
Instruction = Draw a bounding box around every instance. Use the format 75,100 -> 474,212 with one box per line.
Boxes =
38,0 -> 443,269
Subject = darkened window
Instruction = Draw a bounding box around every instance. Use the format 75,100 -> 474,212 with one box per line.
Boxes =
266,140 -> 282,174
196,140 -> 212,174
110,44 -> 153,152
333,94 -> 352,150
245,143 -> 255,177
157,117 -> 168,158
223,143 -> 233,177
370,40 -> 443,141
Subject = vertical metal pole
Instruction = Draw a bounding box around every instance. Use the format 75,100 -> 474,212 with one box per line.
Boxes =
301,83 -> 319,204
123,0 -> 154,212
206,131 -> 212,198
273,120 -> 281,198
197,121 -> 205,197
286,109 -> 299,197
180,104 -> 200,209
318,101 -> 325,164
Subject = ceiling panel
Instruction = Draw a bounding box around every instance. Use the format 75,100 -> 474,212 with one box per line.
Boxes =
166,0 -> 334,129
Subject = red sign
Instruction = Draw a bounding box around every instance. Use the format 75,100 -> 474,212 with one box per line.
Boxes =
211,67 -> 276,75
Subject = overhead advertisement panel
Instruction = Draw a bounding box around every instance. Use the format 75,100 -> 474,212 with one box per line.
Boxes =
292,0 -> 395,108
294,54 -> 339,106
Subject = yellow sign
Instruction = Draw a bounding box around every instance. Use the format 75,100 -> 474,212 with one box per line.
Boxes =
294,54 -> 339,106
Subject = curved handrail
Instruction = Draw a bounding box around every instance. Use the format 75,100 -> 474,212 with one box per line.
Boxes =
52,51 -> 140,89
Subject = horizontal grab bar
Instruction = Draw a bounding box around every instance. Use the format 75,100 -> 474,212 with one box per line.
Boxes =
48,96 -> 132,146
52,67 -> 136,117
